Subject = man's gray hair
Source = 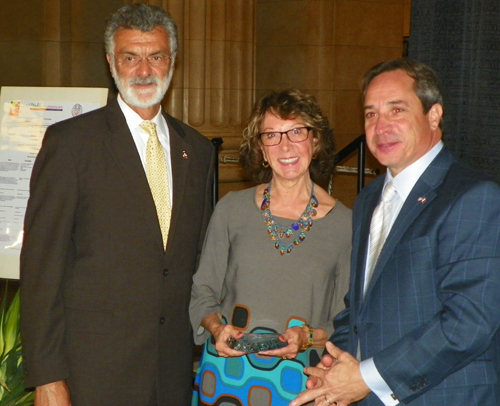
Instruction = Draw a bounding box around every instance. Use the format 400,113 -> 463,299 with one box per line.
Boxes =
104,3 -> 178,56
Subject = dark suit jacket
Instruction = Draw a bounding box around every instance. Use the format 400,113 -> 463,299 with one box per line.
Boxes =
332,147 -> 500,405
20,97 -> 215,406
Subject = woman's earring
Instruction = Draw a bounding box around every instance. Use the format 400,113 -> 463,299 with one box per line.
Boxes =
262,160 -> 270,168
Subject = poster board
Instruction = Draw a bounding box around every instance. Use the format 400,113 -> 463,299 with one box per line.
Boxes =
0,87 -> 108,279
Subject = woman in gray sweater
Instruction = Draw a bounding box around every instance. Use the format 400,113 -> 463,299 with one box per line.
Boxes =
190,89 -> 352,406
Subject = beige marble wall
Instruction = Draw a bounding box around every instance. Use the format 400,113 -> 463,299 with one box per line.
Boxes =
0,0 -> 410,205
256,0 -> 406,207
0,0 -> 119,88
158,0 -> 255,132
404,0 -> 412,37
0,0 -> 45,86
163,0 -> 257,196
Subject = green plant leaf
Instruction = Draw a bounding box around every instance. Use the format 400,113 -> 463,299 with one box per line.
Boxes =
0,284 -> 8,361
3,291 -> 20,357
0,285 -> 33,405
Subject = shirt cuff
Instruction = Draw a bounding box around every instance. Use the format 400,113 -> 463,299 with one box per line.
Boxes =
360,358 -> 399,406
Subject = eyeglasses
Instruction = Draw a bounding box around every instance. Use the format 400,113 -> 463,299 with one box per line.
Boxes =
115,53 -> 173,68
259,126 -> 311,146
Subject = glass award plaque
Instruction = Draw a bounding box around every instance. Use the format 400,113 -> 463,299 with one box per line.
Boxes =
226,333 -> 286,353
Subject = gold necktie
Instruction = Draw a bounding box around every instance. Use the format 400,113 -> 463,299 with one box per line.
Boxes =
140,121 -> 171,248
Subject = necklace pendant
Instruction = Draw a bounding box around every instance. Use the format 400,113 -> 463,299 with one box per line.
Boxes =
260,181 -> 318,256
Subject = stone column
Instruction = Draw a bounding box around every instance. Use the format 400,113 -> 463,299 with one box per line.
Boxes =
158,0 -> 257,195
157,1 -> 255,132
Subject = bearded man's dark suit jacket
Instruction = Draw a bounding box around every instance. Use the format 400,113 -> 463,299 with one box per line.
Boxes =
20,97 -> 215,406
332,147 -> 500,405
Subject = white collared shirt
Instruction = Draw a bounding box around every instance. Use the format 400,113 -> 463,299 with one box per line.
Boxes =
117,95 -> 173,202
360,140 -> 444,406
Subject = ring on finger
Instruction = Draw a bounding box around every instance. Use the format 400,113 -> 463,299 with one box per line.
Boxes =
325,398 -> 332,405
282,355 -> 288,360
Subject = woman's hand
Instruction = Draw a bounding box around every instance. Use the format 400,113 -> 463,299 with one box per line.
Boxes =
260,325 -> 328,359
201,313 -> 246,357
259,326 -> 306,359
212,323 -> 247,357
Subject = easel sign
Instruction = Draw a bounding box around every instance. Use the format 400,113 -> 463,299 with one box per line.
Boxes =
0,87 -> 108,279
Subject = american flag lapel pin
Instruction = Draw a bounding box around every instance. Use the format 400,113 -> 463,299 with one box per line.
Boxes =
182,150 -> 188,159
417,197 -> 427,204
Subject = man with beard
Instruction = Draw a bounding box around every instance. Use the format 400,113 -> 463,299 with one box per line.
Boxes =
20,4 -> 215,406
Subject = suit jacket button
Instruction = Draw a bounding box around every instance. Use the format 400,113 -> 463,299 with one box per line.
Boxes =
159,317 -> 165,324
163,268 -> 169,276
410,378 -> 427,392
354,325 -> 358,334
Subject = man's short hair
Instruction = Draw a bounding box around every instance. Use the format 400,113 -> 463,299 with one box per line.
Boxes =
104,3 -> 178,57
361,58 -> 443,115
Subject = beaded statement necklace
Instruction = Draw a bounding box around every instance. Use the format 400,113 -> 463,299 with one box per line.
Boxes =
261,181 -> 318,255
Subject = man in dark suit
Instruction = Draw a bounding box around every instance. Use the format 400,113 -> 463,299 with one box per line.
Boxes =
291,58 -> 500,406
20,4 -> 214,406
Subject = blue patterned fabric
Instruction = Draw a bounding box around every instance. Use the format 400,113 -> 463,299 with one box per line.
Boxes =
332,148 -> 500,405
192,326 -> 314,406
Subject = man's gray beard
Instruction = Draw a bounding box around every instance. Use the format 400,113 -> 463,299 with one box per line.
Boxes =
111,64 -> 173,109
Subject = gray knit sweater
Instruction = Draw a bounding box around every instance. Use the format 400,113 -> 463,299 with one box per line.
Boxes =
190,186 -> 352,345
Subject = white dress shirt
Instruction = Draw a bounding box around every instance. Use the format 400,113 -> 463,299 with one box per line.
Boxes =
360,140 -> 444,405
117,95 -> 173,203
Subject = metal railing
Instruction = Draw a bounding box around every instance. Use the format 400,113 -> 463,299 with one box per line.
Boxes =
330,134 -> 378,194
211,138 -> 224,205
211,134 -> 377,205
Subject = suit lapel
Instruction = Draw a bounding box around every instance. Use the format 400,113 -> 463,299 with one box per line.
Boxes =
102,98 -> 164,250
163,112 -> 190,254
363,184 -> 437,301
362,148 -> 456,302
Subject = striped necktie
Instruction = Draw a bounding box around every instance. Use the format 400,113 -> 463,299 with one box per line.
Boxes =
366,182 -> 396,290
140,121 -> 171,248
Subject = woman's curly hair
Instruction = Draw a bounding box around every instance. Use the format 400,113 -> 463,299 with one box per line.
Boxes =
239,89 -> 336,184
